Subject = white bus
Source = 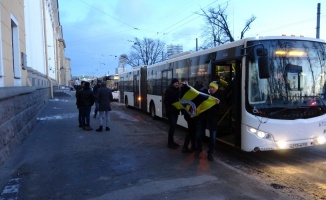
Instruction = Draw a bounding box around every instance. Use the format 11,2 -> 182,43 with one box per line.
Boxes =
119,67 -> 147,109
119,36 -> 326,152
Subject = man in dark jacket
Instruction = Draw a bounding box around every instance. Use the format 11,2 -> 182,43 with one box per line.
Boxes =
76,81 -> 85,128
181,110 -> 197,153
95,82 -> 113,132
181,80 -> 197,153
163,78 -> 180,149
77,82 -> 95,131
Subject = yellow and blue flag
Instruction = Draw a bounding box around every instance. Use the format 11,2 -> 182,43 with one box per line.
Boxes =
172,83 -> 216,117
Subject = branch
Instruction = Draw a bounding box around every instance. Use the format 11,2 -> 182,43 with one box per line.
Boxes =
240,15 -> 257,39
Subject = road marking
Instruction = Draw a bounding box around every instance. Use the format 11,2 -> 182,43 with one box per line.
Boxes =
0,178 -> 20,200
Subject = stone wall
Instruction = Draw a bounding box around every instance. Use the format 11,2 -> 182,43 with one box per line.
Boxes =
0,87 -> 50,165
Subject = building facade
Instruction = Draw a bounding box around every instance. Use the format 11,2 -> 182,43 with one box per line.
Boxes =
24,0 -> 70,89
0,0 -> 69,165
166,44 -> 183,58
0,0 -> 27,87
0,0 -> 69,88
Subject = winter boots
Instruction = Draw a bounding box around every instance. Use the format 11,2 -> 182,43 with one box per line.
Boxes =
96,126 -> 103,132
83,126 -> 93,131
96,126 -> 110,132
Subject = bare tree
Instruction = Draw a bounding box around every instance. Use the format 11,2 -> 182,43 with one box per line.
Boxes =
128,37 -> 166,67
199,2 -> 256,47
201,23 -> 223,49
118,54 -> 128,71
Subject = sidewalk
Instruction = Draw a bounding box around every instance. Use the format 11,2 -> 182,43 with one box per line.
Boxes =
0,90 -> 291,200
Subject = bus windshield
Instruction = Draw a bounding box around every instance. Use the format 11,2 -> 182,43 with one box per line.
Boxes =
247,39 -> 326,119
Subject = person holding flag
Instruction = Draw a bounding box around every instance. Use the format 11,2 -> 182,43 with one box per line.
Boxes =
187,80 -> 221,161
202,81 -> 222,161
168,79 -> 222,159
164,78 -> 181,149
180,79 -> 198,153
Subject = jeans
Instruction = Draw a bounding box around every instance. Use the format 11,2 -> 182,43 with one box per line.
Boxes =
80,106 -> 91,127
78,108 -> 83,126
183,117 -> 196,150
94,100 -> 99,116
195,117 -> 206,153
167,113 -> 178,144
99,111 -> 110,127
208,131 -> 217,155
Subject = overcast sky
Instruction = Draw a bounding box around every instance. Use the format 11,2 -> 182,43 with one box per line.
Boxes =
58,0 -> 325,77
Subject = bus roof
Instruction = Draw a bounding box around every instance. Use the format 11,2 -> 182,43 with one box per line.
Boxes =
119,35 -> 325,72
147,35 -> 325,69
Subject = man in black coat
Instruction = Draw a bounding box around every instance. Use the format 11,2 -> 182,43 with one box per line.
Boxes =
77,82 -> 95,131
76,81 -> 85,128
163,78 -> 180,149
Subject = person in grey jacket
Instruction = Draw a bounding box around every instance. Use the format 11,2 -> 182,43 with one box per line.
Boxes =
92,80 -> 102,118
95,82 -> 113,132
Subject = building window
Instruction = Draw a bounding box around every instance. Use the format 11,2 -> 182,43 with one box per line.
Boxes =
11,15 -> 21,79
0,16 -> 3,83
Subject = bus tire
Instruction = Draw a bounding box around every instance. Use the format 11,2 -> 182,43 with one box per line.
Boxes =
150,103 -> 157,120
125,97 -> 129,108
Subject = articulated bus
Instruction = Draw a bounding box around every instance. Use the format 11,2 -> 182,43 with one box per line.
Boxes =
119,36 -> 326,152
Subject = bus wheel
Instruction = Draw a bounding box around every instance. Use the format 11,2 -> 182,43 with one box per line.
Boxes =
150,103 -> 157,119
125,97 -> 129,108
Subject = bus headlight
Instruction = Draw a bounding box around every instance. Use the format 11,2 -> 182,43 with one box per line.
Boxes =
317,136 -> 326,144
248,127 -> 273,141
277,141 -> 287,149
257,131 -> 266,138
249,127 -> 257,133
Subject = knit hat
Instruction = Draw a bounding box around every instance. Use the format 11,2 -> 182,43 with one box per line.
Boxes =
84,82 -> 90,89
101,82 -> 107,87
171,78 -> 179,85
209,81 -> 219,90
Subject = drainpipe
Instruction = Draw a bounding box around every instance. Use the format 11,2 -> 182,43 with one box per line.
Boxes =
56,39 -> 60,88
42,0 -> 53,98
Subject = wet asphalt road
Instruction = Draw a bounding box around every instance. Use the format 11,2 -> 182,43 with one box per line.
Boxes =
0,90 -> 325,199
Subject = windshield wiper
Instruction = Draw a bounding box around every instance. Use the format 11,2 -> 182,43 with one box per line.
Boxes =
268,107 -> 302,117
303,95 -> 326,109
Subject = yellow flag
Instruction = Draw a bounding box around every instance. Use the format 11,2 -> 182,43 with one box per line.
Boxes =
173,84 -> 216,117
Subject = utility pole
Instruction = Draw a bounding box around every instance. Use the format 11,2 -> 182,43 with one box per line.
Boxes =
316,3 -> 321,39
196,38 -> 198,51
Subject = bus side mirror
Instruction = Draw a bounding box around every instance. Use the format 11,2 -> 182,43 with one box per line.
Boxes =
258,56 -> 270,79
257,48 -> 268,56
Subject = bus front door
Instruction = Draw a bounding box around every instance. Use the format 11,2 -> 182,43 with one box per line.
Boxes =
211,60 -> 241,148
133,74 -> 140,109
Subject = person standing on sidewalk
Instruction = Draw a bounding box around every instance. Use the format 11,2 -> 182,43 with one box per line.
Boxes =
181,110 -> 197,153
95,82 -> 113,132
180,79 -> 197,153
206,81 -> 223,161
92,80 -> 101,118
163,78 -> 181,149
77,82 -> 95,131
76,81 -> 85,128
